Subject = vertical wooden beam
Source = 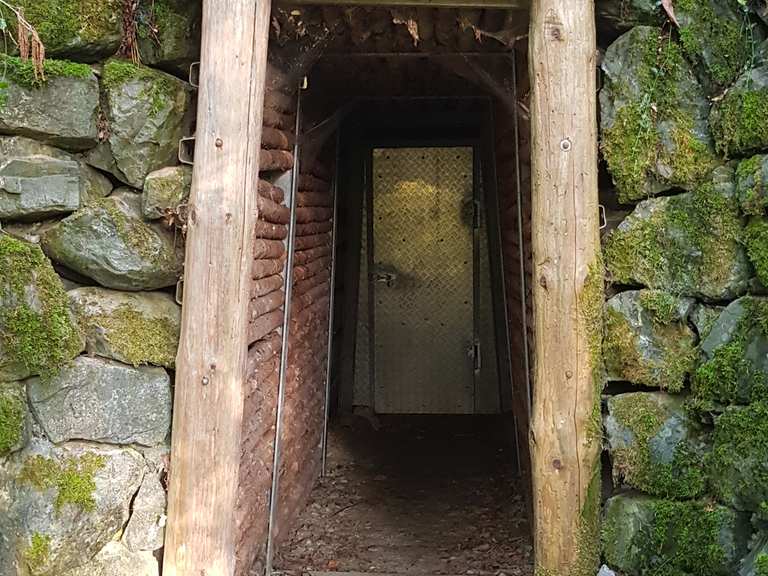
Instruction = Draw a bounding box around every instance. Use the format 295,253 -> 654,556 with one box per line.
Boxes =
529,1 -> 602,575
163,0 -> 271,574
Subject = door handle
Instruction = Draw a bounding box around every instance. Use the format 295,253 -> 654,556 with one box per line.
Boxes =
374,272 -> 397,287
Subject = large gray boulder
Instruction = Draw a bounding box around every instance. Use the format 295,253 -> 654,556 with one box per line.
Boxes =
0,57 -> 99,151
0,137 -> 112,215
86,59 -> 193,187
60,541 -> 159,576
136,0 -> 202,77
41,190 -> 184,291
0,439 -> 144,576
604,290 -> 696,391
605,392 -> 707,498
736,154 -> 768,216
674,0 -> 756,93
709,402 -> 768,512
27,356 -> 171,446
10,0 -> 123,62
692,297 -> 768,406
142,165 -> 192,220
604,166 -> 750,301
69,287 -> 180,368
123,472 -> 166,552
711,65 -> 768,157
0,234 -> 83,381
603,493 -> 750,576
600,26 -> 715,203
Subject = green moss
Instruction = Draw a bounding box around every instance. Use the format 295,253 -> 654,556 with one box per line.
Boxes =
96,198 -> 160,261
0,234 -> 82,380
102,59 -> 178,117
707,402 -> 768,510
611,394 -> 705,498
639,290 -> 678,324
736,155 -> 767,216
81,305 -> 178,367
744,218 -> 768,286
602,30 -> 715,202
23,532 -> 50,573
605,176 -> 741,295
8,0 -> 121,52
580,256 -> 605,440
0,386 -> 24,455
605,307 -> 653,385
693,297 -> 768,405
19,452 -> 106,512
756,553 -> 768,576
712,88 -> 768,158
0,55 -> 91,90
676,0 -> 753,88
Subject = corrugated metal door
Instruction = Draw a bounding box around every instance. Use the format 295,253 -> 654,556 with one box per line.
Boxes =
371,147 -> 475,413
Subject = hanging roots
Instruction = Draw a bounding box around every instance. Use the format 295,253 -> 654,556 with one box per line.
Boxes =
0,2 -> 45,81
118,0 -> 141,64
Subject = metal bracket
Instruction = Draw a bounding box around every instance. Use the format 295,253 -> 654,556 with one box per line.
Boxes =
175,276 -> 184,306
189,62 -> 200,88
178,136 -> 196,165
599,204 -> 607,230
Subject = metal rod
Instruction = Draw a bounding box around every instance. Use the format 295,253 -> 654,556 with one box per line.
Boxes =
320,132 -> 341,477
511,54 -> 532,420
265,84 -> 303,576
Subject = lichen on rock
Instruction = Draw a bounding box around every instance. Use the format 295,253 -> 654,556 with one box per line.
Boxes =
604,166 -> 750,300
604,290 -> 696,390
605,392 -> 707,498
0,234 -> 83,381
86,59 -> 193,187
142,165 -> 192,221
600,26 -> 716,203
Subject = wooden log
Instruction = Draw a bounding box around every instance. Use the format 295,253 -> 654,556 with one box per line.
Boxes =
251,274 -> 284,298
248,308 -> 284,344
296,206 -> 333,224
248,331 -> 282,366
261,126 -> 294,151
298,173 -> 330,193
529,1 -> 601,575
257,179 -> 286,203
249,289 -> 284,321
163,0 -> 272,574
296,191 -> 332,207
262,108 -> 295,130
254,219 -> 288,241
294,232 -> 331,251
257,194 -> 291,224
259,149 -> 295,172
296,220 -> 333,236
252,257 -> 285,280
252,238 -> 285,259
293,244 -> 331,265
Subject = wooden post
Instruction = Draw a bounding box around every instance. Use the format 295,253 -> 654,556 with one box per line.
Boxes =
529,1 -> 602,575
163,0 -> 271,574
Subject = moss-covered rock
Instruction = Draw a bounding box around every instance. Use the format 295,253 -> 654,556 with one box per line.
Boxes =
0,382 -> 25,455
41,190 -> 183,291
0,56 -> 99,151
0,137 -> 112,212
736,154 -> 768,216
136,0 -> 202,77
0,234 -> 83,381
68,287 -> 180,367
708,402 -> 768,512
711,65 -> 768,157
605,392 -> 708,498
744,217 -> 768,286
59,541 -> 159,576
86,59 -> 193,188
602,493 -> 750,576
690,302 -> 726,340
692,296 -> 768,407
142,165 -> 192,220
604,166 -> 750,300
604,290 -> 696,390
675,0 -> 757,93
0,439 -> 145,576
8,0 -> 123,61
600,26 -> 716,203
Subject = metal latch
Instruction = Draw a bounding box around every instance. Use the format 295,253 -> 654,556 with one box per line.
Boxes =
189,62 -> 200,88
599,204 -> 607,230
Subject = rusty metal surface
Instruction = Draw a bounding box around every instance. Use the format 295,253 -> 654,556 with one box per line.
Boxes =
372,147 -> 474,414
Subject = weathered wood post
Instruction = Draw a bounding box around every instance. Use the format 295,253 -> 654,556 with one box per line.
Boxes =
163,0 -> 272,574
529,0 -> 602,574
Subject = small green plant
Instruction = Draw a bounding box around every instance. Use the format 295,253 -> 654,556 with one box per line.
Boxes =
23,532 -> 50,572
19,452 -> 106,511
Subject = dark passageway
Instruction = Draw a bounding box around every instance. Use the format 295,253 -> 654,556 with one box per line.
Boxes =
276,416 -> 533,575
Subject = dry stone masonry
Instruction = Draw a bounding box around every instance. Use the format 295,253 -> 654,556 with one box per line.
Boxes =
600,2 -> 768,575
0,2 -> 199,574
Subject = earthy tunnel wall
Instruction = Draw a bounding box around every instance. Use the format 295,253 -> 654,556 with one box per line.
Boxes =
0,2 -> 201,575
597,3 -> 768,575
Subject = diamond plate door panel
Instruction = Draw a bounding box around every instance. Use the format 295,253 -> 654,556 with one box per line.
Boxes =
372,147 -> 474,414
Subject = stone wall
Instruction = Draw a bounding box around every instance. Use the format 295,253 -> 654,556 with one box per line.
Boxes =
0,2 -> 199,574
598,3 -> 768,575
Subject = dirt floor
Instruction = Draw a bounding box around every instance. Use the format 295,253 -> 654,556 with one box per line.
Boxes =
275,415 -> 533,576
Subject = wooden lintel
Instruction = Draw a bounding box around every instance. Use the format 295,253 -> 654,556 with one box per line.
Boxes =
277,0 -> 528,8
162,0 -> 272,574
529,0 -> 601,574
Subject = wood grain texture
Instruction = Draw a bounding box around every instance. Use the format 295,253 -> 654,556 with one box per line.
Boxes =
528,0 -> 601,574
162,0 -> 272,574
